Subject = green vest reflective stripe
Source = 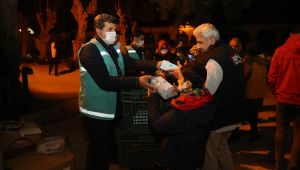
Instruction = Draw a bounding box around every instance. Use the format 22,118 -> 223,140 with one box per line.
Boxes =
78,38 -> 125,120
126,46 -> 140,59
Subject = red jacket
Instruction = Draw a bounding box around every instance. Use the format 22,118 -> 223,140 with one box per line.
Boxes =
268,34 -> 300,105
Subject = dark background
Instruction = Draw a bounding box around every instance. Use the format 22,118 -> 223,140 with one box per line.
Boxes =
18,0 -> 298,36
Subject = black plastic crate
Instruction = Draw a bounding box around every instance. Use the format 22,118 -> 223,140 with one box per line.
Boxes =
121,89 -> 149,102
116,132 -> 163,168
121,89 -> 151,132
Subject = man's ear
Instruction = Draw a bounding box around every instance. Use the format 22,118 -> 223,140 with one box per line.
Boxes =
96,28 -> 104,38
133,37 -> 138,43
95,28 -> 100,33
210,36 -> 216,45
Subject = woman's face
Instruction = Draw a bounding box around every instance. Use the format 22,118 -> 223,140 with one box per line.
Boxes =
160,45 -> 168,55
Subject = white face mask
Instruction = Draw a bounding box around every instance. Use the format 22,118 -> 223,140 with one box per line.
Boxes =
136,40 -> 144,47
160,49 -> 168,55
103,31 -> 116,45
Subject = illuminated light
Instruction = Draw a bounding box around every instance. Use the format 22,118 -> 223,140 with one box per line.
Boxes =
178,23 -> 195,42
19,29 -> 22,32
27,27 -> 35,34
240,164 -> 270,170
241,150 -> 270,155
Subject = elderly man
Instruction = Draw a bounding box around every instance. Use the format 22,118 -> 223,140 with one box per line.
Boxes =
192,23 -> 245,170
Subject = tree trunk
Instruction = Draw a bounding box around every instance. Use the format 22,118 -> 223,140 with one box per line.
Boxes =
36,5 -> 57,61
35,31 -> 49,62
18,14 -> 30,59
116,0 -> 127,46
71,0 -> 97,63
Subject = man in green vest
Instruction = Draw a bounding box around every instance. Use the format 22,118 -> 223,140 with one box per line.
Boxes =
121,30 -> 146,76
78,13 -> 162,170
121,29 -> 145,60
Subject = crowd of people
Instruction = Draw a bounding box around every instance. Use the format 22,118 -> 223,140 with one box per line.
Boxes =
77,13 -> 300,170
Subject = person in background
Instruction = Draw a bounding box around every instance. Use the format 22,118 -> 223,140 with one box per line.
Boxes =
148,62 -> 217,170
268,27 -> 300,170
154,39 -> 178,85
243,41 -> 268,141
154,39 -> 177,64
144,32 -> 156,61
191,23 -> 245,170
169,39 -> 177,56
78,13 -> 162,170
176,46 -> 189,65
176,25 -> 189,46
48,41 -> 59,76
121,30 -> 146,76
229,37 -> 243,56
121,29 -> 145,60
228,37 -> 246,142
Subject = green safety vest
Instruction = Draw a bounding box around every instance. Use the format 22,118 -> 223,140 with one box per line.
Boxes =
126,46 -> 142,60
78,38 -> 125,120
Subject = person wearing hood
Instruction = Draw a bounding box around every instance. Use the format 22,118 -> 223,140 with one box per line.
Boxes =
268,27 -> 300,170
243,41 -> 268,141
148,62 -> 217,170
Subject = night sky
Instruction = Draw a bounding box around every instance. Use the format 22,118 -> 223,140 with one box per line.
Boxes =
242,0 -> 295,23
18,0 -> 298,35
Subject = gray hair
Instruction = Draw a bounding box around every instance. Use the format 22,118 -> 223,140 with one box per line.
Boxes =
193,23 -> 220,41
94,13 -> 118,30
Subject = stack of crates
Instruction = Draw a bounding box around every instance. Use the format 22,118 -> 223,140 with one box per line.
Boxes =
116,89 -> 163,168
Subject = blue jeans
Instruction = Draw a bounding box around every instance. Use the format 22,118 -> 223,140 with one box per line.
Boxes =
275,102 -> 300,170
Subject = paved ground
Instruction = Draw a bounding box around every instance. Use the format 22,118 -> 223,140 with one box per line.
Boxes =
20,63 -> 284,170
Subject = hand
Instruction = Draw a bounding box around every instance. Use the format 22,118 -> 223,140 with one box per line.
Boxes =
139,75 -> 155,90
156,61 -> 163,70
162,60 -> 182,77
177,80 -> 192,92
172,83 -> 180,94
147,87 -> 157,95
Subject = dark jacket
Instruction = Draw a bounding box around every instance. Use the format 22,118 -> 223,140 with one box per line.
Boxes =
79,36 -> 156,117
148,90 -> 217,170
196,40 -> 246,130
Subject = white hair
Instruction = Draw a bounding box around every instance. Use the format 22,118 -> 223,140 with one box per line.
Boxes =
193,23 -> 220,41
